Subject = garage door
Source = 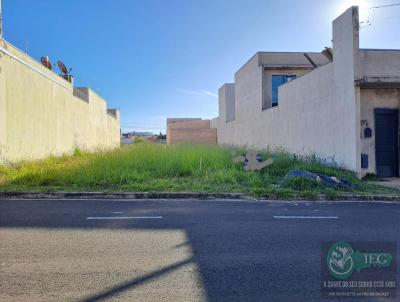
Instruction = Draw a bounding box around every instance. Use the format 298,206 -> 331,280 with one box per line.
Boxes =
375,109 -> 399,177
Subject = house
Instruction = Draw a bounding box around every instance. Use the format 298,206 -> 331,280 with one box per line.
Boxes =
210,6 -> 400,178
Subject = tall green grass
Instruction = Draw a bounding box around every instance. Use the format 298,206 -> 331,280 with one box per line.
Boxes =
0,144 -> 396,198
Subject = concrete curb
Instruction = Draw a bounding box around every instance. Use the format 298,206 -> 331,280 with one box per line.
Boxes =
262,194 -> 400,202
0,191 -> 399,202
321,194 -> 400,201
0,192 -> 246,200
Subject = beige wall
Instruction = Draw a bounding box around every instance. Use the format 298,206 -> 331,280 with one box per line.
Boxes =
167,120 -> 216,144
210,117 -> 218,129
219,84 -> 235,123
214,7 -> 363,173
216,63 -> 347,165
360,89 -> 400,176
357,50 -> 400,79
0,40 -> 120,163
213,7 -> 400,177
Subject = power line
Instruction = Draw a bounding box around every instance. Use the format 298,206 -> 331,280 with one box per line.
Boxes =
360,3 -> 400,27
369,3 -> 400,9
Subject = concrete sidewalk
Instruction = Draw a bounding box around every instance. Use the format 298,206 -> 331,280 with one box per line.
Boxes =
370,178 -> 400,191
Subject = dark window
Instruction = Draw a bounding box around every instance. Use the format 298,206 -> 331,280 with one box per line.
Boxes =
271,75 -> 296,107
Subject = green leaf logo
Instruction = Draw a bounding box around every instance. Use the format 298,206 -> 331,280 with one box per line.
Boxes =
327,242 -> 354,280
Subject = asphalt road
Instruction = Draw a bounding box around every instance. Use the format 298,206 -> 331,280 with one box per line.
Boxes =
0,199 -> 399,302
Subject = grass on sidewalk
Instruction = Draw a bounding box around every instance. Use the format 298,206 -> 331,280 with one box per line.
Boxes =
0,143 -> 397,199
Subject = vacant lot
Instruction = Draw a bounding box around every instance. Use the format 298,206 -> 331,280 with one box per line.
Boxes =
0,144 -> 397,199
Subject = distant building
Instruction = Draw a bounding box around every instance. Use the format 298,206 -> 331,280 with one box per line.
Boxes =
166,118 -> 217,145
121,131 -> 166,144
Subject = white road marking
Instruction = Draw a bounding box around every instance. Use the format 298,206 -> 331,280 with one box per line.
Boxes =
273,215 -> 339,219
86,216 -> 163,220
111,212 -> 123,214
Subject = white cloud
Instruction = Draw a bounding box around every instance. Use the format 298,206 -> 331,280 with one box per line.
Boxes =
178,89 -> 218,98
201,90 -> 218,98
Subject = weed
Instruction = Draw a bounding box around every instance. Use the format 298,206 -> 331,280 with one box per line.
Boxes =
0,144 -> 396,198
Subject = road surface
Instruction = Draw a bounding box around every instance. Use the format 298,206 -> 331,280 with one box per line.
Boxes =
0,199 -> 399,301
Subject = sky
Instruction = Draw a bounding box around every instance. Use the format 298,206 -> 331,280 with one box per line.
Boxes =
3,0 -> 400,133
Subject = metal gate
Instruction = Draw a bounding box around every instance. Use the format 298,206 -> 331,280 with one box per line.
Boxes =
375,109 -> 399,177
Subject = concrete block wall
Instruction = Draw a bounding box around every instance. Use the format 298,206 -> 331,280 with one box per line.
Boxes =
0,40 -> 120,163
167,119 -> 217,144
166,118 -> 201,144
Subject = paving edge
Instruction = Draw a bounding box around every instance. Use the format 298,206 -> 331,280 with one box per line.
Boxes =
0,192 -> 400,202
0,192 -> 246,200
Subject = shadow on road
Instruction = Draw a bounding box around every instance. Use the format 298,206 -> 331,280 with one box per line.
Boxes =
1,199 -> 397,301
79,258 -> 193,302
